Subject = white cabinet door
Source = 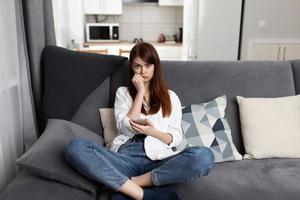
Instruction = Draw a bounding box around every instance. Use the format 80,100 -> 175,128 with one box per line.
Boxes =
84,0 -> 100,14
283,44 -> 300,60
250,43 -> 300,61
251,44 -> 281,61
101,0 -> 122,15
84,0 -> 122,15
159,0 -> 183,6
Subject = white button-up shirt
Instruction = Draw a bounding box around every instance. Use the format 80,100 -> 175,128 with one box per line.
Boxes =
110,86 -> 183,160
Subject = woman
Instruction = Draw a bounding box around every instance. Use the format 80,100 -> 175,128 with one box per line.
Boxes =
65,42 -> 214,200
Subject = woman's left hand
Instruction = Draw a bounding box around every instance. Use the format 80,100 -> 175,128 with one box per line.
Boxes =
129,119 -> 156,136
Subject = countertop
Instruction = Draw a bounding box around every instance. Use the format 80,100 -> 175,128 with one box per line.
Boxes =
84,41 -> 182,47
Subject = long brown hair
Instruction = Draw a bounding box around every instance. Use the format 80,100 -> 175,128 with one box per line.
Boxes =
128,42 -> 171,117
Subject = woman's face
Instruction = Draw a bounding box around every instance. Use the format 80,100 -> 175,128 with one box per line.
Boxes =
131,56 -> 155,83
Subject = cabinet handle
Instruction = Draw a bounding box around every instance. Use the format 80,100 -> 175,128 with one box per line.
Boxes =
283,46 -> 287,61
277,46 -> 281,61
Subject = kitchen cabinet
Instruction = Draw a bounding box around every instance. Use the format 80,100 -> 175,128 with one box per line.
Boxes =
250,42 -> 300,61
155,46 -> 183,60
159,0 -> 183,6
281,44 -> 300,60
84,0 -> 122,15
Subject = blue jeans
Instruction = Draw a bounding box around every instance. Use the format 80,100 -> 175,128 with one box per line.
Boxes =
65,138 -> 214,191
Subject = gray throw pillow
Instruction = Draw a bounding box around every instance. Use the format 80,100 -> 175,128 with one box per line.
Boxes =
16,119 -> 104,195
177,95 -> 242,162
71,76 -> 110,136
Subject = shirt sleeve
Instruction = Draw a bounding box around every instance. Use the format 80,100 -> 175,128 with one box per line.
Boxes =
167,91 -> 183,148
114,87 -> 135,137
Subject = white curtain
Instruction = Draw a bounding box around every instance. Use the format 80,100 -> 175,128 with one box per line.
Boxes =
0,0 -> 37,192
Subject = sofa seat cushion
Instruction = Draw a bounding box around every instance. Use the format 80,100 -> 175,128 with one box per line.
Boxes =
177,158 -> 300,200
0,170 -> 94,200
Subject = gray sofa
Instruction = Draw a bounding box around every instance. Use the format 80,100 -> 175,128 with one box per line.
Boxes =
1,46 -> 300,200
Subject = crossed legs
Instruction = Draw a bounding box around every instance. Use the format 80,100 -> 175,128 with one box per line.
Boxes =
131,171 -> 153,187
66,139 -> 214,200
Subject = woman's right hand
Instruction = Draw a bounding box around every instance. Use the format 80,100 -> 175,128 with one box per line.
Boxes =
132,74 -> 145,94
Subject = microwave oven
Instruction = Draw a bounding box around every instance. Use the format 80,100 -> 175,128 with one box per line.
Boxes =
86,23 -> 119,42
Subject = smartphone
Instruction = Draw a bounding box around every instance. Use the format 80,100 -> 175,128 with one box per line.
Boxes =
131,119 -> 148,126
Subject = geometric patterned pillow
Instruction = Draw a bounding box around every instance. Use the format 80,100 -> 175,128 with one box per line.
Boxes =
177,95 -> 242,163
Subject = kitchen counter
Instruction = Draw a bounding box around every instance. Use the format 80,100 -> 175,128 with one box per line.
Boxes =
79,41 -> 183,60
83,41 -> 182,47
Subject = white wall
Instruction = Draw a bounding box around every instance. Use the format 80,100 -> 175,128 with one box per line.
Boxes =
119,4 -> 183,42
53,0 -> 85,48
196,0 -> 242,60
240,0 -> 300,60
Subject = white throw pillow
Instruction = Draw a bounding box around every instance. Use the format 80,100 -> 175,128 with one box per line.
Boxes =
99,108 -> 118,148
237,95 -> 300,159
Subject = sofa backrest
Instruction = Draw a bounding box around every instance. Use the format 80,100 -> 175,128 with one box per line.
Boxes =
41,46 -> 127,135
41,46 -> 297,154
110,60 -> 296,154
291,60 -> 300,94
